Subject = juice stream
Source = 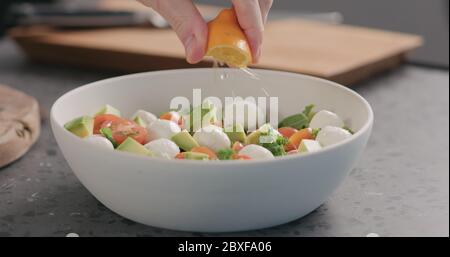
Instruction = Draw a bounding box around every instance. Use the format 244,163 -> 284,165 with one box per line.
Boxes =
212,60 -> 269,97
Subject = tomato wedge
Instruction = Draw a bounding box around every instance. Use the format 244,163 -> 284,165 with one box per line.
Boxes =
231,154 -> 251,160
191,146 -> 218,160
284,142 -> 297,152
232,141 -> 244,152
288,128 -> 314,149
160,111 -> 184,128
278,127 -> 298,139
287,150 -> 298,155
93,114 -> 122,134
94,114 -> 148,145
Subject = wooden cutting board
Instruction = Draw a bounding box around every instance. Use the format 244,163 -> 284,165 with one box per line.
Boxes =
0,85 -> 40,168
9,15 -> 422,85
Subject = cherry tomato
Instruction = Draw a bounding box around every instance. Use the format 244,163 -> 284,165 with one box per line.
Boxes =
284,142 -> 297,152
287,150 -> 298,155
94,114 -> 148,145
93,114 -> 122,134
113,121 -> 147,145
160,111 -> 184,128
278,127 -> 298,139
191,146 -> 218,160
232,141 -> 244,152
231,154 -> 251,160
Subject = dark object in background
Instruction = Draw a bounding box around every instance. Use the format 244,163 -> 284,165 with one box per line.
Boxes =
0,0 -> 55,37
6,3 -> 159,29
0,1 -> 15,36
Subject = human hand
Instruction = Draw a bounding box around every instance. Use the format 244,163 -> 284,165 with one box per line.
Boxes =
137,0 -> 273,64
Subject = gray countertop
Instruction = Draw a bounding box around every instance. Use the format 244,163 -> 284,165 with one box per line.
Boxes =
0,39 -> 448,237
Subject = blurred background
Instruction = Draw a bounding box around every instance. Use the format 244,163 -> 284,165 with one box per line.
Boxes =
0,0 -> 448,68
198,0 -> 449,68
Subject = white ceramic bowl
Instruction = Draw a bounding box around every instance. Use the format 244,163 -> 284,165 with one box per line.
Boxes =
51,68 -> 373,232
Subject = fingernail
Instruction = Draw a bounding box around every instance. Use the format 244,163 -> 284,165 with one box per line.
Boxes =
253,46 -> 261,63
184,35 -> 196,64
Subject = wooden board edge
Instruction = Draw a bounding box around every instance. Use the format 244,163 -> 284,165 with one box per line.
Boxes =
12,36 -> 409,85
13,38 -> 212,72
329,53 -> 407,85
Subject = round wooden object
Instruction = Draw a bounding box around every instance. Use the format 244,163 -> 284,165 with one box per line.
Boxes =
0,84 -> 40,168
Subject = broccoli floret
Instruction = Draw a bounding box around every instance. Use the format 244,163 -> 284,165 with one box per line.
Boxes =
258,126 -> 288,156
217,149 -> 234,160
260,135 -> 287,156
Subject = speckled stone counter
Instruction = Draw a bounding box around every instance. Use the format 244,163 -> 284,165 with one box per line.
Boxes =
0,39 -> 448,237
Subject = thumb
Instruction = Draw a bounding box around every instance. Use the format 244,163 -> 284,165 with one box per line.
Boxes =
138,0 -> 208,64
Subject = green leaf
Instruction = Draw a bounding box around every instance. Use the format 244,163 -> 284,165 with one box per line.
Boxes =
217,149 -> 234,160
100,127 -> 118,148
302,104 -> 315,118
278,113 -> 309,130
276,136 -> 288,145
278,104 -> 315,130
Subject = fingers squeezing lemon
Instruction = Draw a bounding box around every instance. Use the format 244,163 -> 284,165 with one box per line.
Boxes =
206,9 -> 252,68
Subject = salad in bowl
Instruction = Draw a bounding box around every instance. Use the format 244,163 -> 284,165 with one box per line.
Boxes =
64,102 -> 354,161
51,68 -> 373,232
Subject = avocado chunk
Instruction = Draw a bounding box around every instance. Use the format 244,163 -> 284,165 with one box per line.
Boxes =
64,116 -> 94,138
116,137 -> 151,156
184,152 -> 210,160
245,130 -> 261,145
94,104 -> 121,117
298,139 -> 322,153
133,116 -> 146,127
225,123 -> 246,143
171,130 -> 199,151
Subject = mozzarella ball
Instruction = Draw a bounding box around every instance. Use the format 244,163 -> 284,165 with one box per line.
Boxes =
223,99 -> 265,131
193,125 -> 231,152
144,138 -> 180,159
309,110 -> 344,129
239,144 -> 274,160
84,135 -> 114,150
316,126 -> 352,147
132,110 -> 157,127
147,119 -> 181,141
